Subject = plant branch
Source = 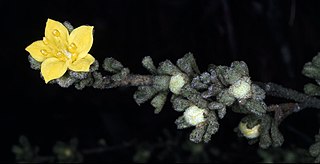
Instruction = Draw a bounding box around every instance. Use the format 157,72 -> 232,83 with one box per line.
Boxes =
267,103 -> 299,123
97,75 -> 320,112
255,82 -> 320,110
109,74 -> 153,88
93,73 -> 154,89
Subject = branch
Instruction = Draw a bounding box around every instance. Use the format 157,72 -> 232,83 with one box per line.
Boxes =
255,82 -> 320,110
97,75 -> 320,112
93,73 -> 154,89
106,74 -> 153,88
267,103 -> 299,123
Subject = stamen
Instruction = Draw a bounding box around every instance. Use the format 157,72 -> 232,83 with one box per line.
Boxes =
40,49 -> 48,56
56,51 -> 63,57
68,43 -> 77,53
71,53 -> 78,61
52,29 -> 60,37
43,37 -> 49,45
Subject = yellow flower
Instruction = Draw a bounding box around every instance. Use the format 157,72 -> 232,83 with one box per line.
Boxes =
25,18 -> 95,83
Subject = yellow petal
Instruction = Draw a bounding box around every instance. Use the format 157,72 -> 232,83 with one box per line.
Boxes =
68,54 -> 95,72
41,57 -> 68,83
69,26 -> 94,59
45,18 -> 69,50
25,41 -> 52,62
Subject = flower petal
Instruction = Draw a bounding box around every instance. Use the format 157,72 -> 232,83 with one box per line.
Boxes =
25,41 -> 52,62
69,26 -> 94,59
68,54 -> 95,72
45,18 -> 69,50
41,58 -> 68,83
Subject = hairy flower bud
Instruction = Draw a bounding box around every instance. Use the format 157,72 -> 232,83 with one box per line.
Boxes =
239,122 -> 260,139
183,105 -> 207,126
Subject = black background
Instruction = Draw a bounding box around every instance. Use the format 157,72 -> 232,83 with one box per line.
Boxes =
2,0 -> 320,162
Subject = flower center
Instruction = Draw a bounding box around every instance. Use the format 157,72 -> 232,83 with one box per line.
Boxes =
54,49 -> 77,62
64,50 -> 73,59
41,29 -> 79,62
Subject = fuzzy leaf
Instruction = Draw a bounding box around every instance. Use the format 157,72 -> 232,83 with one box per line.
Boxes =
217,90 -> 235,106
152,75 -> 171,91
180,85 -> 208,109
231,61 -> 249,77
224,68 -> 242,85
304,83 -> 320,96
270,120 -> 284,147
244,99 -> 267,116
157,60 -> 181,75
311,53 -> 320,68
251,84 -> 266,100
133,86 -> 158,105
176,53 -> 200,76
309,142 -> 320,157
259,116 -> 272,149
203,112 -> 219,143
302,62 -> 320,80
111,68 -> 130,82
142,56 -> 157,74
151,92 -> 168,114
103,57 -> 124,73
215,66 -> 229,86
28,55 -> 41,70
171,95 -> 192,112
175,116 -> 192,129
190,124 -> 206,143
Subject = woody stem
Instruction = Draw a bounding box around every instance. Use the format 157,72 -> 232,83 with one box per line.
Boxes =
255,82 -> 320,111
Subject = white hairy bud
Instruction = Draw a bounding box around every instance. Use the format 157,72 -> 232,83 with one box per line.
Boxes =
229,77 -> 252,100
183,105 -> 207,126
169,73 -> 188,94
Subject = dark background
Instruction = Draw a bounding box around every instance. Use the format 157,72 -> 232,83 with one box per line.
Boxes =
1,0 -> 320,162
